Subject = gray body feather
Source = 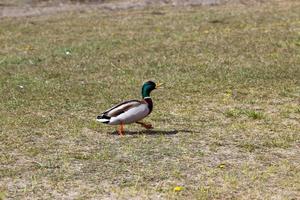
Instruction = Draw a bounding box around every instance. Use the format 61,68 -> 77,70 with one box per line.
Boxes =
97,99 -> 150,125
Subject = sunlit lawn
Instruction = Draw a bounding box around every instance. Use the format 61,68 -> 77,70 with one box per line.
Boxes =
0,0 -> 300,199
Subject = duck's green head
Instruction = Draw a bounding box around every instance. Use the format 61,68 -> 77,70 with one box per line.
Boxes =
141,81 -> 163,98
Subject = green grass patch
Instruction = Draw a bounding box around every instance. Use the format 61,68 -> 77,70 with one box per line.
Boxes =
225,108 -> 265,119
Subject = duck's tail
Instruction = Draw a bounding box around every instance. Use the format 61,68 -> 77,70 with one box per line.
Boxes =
96,114 -> 110,124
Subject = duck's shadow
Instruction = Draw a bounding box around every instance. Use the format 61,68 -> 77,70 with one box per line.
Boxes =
110,130 -> 178,136
109,129 -> 194,136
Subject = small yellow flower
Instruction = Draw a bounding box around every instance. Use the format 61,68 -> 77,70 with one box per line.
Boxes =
25,45 -> 34,51
218,163 -> 226,169
173,186 -> 183,192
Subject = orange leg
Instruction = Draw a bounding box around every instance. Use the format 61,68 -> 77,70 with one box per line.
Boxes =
118,122 -> 125,136
136,121 -> 153,129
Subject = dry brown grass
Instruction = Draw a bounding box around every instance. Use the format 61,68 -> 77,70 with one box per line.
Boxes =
1,0 -> 300,199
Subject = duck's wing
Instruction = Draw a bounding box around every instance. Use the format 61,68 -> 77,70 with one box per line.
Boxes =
102,100 -> 142,117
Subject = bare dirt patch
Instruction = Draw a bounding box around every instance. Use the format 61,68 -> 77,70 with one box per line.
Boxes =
0,0 -> 267,18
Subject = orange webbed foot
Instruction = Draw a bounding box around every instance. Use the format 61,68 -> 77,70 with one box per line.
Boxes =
136,121 -> 153,129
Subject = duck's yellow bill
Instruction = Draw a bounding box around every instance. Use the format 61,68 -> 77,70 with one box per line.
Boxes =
156,82 -> 164,89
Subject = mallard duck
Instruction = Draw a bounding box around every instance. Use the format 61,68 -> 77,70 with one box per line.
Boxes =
97,81 -> 162,135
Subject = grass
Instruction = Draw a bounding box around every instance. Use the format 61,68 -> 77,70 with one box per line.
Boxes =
1,0 -> 300,199
224,108 -> 265,119
0,0 -> 119,7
